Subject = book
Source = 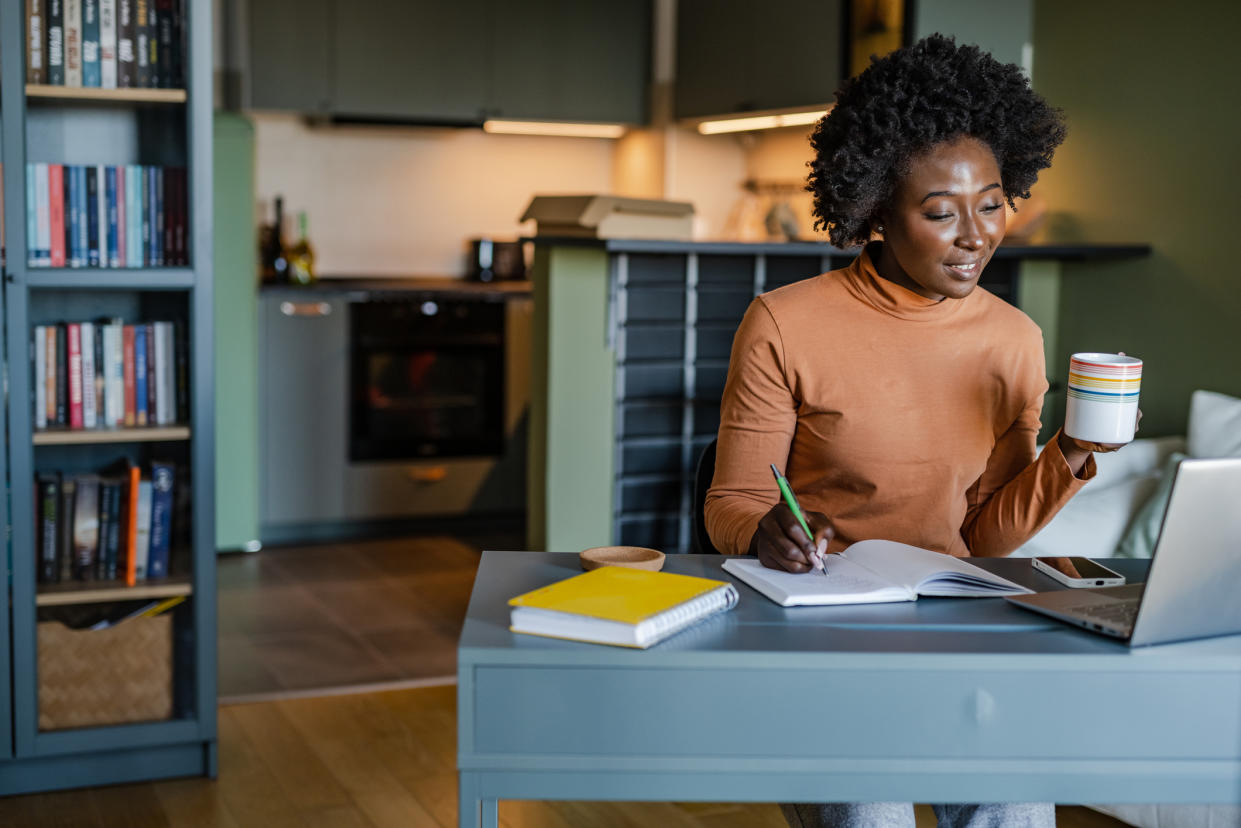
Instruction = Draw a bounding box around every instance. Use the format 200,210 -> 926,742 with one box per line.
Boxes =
106,165 -> 119,266
71,474 -> 99,579
93,319 -> 106,422
48,163 -> 64,267
36,472 -> 61,583
99,0 -> 116,87
95,163 -> 107,266
47,0 -> 65,85
508,566 -> 739,649
721,540 -> 1033,607
116,0 -> 135,86
86,166 -> 100,266
146,460 -> 173,577
58,478 -> 77,582
64,0 -> 82,86
66,322 -> 83,428
28,0 -> 46,84
34,325 -> 48,429
103,318 -> 124,426
54,323 -> 68,426
80,320 -> 98,428
134,477 -> 152,579
46,326 -> 58,425
134,322 -> 148,425
145,322 -> 157,421
81,0 -> 100,86
122,323 -> 136,425
96,476 -> 117,578
75,165 -> 89,266
134,0 -> 148,87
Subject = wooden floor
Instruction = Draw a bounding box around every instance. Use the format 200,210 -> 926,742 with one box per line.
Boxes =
0,685 -> 1133,827
217,536 -> 491,699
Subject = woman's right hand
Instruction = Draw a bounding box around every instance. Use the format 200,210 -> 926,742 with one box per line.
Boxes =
748,504 -> 835,573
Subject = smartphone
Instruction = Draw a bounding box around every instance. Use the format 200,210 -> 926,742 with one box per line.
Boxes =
1032,556 -> 1126,588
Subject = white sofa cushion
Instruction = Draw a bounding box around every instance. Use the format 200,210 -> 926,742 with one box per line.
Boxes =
1011,435 -> 1187,559
1187,389 -> 1241,459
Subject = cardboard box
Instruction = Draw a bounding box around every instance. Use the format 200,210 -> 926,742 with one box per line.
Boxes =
521,195 -> 695,241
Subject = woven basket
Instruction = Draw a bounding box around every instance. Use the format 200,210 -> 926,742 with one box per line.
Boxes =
37,614 -> 174,731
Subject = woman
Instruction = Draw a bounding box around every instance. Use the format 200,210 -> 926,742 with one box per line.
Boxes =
704,35 -> 1128,828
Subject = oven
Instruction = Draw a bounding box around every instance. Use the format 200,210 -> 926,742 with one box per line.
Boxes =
349,296 -> 507,462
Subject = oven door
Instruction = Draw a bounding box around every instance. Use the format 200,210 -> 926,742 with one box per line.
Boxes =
349,298 -> 506,462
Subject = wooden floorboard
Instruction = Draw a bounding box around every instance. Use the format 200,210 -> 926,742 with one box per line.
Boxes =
0,684 -> 1136,827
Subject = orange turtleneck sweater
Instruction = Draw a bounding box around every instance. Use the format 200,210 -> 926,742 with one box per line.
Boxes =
704,245 -> 1096,558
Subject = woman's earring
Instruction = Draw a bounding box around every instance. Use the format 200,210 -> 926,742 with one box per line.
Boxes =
876,224 -> 885,234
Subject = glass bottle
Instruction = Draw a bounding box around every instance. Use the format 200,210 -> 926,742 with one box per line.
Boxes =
258,195 -> 288,283
286,211 -> 316,285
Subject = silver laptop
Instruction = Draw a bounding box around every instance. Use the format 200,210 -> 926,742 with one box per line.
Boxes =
1007,457 -> 1241,646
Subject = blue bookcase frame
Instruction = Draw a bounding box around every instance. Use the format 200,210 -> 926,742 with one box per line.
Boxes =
0,0 -> 216,793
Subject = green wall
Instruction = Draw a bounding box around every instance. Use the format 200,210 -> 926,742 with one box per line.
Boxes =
1033,1 -> 1241,436
213,113 -> 261,551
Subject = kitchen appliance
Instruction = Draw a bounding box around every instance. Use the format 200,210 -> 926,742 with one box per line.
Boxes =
350,296 -> 506,461
468,239 -> 527,282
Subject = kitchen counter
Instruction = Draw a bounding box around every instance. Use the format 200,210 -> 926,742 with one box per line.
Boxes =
260,276 -> 532,298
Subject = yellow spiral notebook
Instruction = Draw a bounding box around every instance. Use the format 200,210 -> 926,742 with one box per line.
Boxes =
508,566 -> 739,648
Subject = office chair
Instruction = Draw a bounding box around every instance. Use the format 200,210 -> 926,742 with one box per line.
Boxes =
691,438 -> 721,554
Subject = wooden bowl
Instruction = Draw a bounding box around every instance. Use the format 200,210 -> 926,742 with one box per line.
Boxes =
579,546 -> 666,572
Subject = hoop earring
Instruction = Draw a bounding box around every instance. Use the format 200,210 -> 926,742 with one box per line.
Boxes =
876,224 -> 885,234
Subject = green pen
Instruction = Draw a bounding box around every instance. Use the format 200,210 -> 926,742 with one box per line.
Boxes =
770,464 -> 827,575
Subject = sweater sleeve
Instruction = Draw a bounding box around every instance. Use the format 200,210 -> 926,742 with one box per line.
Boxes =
704,299 -> 798,555
960,391 -> 1097,557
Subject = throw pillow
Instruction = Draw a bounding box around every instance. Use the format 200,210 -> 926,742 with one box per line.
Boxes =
1187,389 -> 1241,459
1115,451 -> 1185,558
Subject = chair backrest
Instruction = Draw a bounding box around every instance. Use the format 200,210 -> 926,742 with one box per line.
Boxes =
691,438 -> 721,554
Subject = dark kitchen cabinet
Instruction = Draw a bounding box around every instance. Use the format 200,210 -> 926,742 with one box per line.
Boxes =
248,0 -> 334,113
332,0 -> 493,122
675,0 -> 843,119
490,0 -> 650,123
246,0 -> 651,124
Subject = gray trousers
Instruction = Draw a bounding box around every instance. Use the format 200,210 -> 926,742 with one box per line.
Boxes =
780,802 -> 1056,827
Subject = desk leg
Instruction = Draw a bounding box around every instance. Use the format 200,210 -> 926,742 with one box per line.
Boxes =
458,772 -> 498,828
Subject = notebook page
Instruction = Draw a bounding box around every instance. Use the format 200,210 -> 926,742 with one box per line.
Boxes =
841,539 -> 1031,596
722,557 -> 914,607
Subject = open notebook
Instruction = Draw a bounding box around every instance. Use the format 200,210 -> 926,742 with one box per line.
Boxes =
722,539 -> 1033,606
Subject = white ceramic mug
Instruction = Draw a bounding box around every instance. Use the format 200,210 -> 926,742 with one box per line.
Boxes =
1064,353 -> 1142,444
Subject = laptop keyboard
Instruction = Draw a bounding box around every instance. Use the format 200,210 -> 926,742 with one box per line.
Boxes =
1065,600 -> 1139,628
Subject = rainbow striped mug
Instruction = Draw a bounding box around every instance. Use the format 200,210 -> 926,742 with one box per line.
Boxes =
1064,353 -> 1142,444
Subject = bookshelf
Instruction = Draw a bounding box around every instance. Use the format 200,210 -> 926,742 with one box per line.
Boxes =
0,0 -> 215,794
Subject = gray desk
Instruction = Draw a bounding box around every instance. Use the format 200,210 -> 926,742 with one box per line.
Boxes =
457,552 -> 1241,827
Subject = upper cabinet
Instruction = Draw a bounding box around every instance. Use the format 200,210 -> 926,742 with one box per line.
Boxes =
913,0 -> 1032,73
675,0 -> 843,120
247,0 -> 651,124
490,0 -> 650,123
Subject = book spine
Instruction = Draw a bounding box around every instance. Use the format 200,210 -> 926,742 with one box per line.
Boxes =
116,0 -> 134,87
147,462 -> 173,577
80,321 -> 97,428
153,166 -> 164,266
27,166 -> 38,266
115,164 -> 127,265
46,326 -> 58,426
174,318 -> 188,422
105,478 -> 122,579
99,0 -> 116,87
134,478 -> 152,579
176,166 -> 187,264
93,319 -> 106,424
58,479 -> 76,582
134,0 -> 148,87
105,320 -> 124,426
34,163 -> 49,266
81,0 -> 100,87
37,473 -> 61,583
76,165 -> 89,267
54,324 -> 68,426
72,474 -> 99,579
155,0 -> 171,88
162,167 -> 174,265
152,321 -> 168,424
134,322 -> 148,426
28,0 -> 47,84
86,166 -> 100,267
34,326 -> 48,429
47,0 -> 64,85
170,0 -> 183,89
67,322 -> 83,428
66,165 -> 79,267
64,0 -> 81,86
106,166 -> 119,267
124,465 -> 140,585
145,322 -> 157,422
143,165 -> 153,265
122,324 -> 136,426
96,164 -> 107,267
145,0 -> 160,87
97,479 -> 113,579
127,165 -> 141,266
48,163 -> 65,267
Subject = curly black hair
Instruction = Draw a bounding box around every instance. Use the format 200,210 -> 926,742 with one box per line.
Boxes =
807,34 -> 1066,248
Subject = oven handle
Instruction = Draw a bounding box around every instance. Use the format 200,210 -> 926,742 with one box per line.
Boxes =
280,301 -> 332,317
